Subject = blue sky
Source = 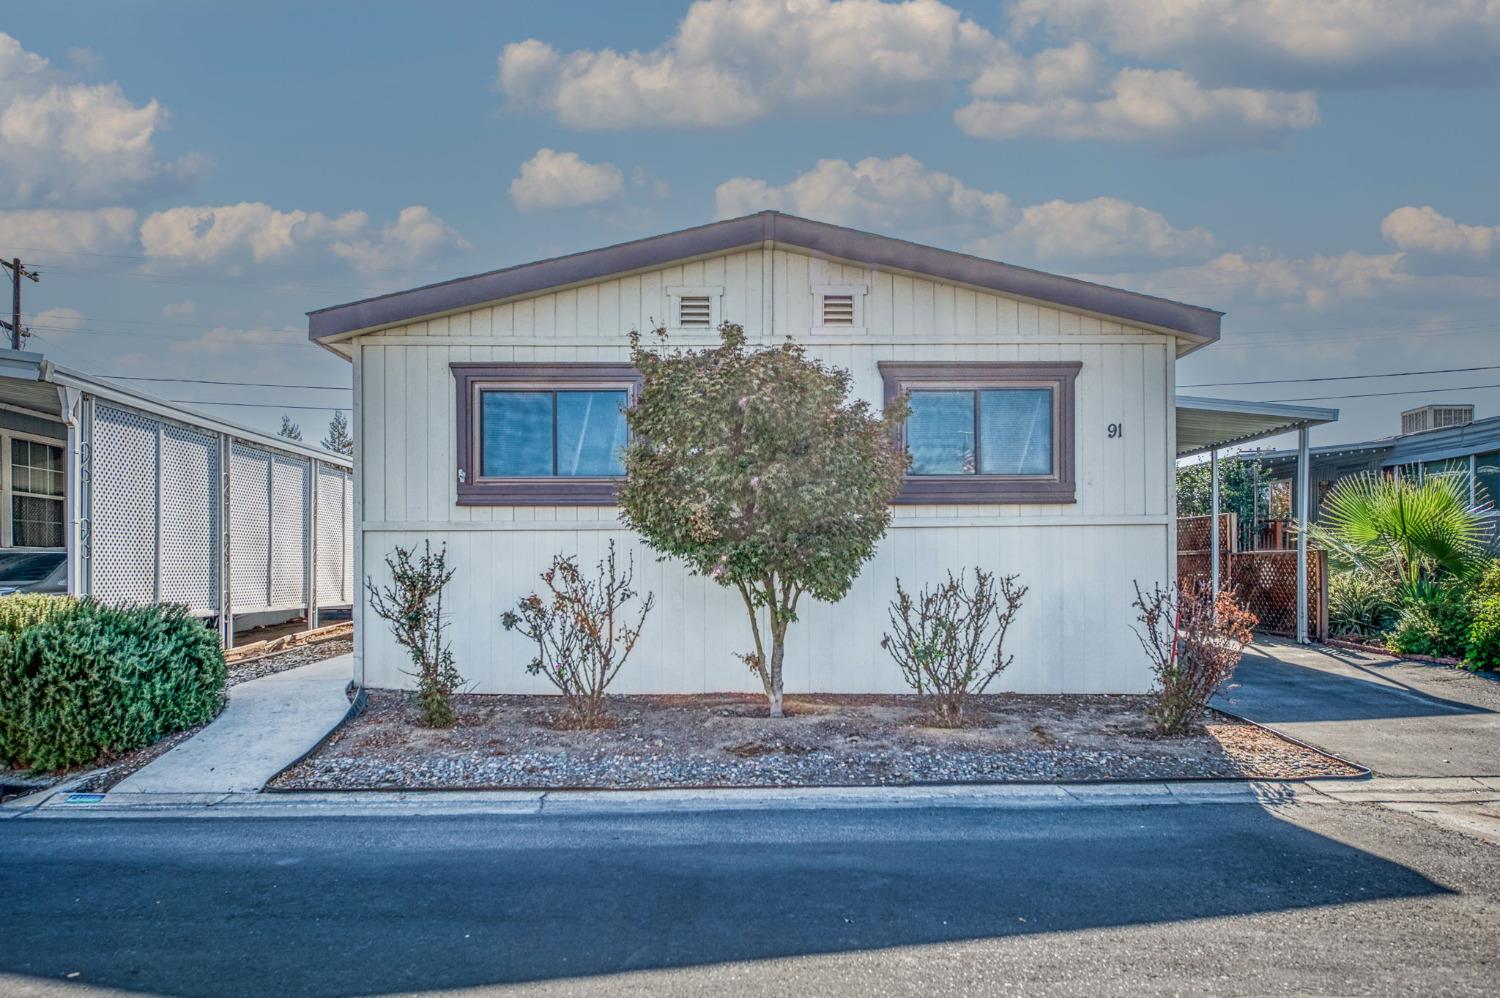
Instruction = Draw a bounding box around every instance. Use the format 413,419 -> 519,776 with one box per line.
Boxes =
3,1 -> 1498,446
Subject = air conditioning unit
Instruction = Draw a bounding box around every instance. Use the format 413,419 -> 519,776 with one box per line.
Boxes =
1400,404 -> 1474,435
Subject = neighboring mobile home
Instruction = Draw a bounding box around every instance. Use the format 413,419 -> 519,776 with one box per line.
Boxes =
0,350 -> 354,644
309,211 -> 1275,694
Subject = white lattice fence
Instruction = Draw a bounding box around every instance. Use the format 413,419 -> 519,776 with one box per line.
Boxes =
83,398 -> 351,629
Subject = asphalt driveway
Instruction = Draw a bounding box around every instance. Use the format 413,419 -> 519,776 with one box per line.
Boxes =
1216,639 -> 1500,778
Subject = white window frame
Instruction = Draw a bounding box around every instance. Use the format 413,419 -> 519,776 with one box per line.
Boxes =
811,283 -> 868,334
665,285 -> 724,332
0,427 -> 67,551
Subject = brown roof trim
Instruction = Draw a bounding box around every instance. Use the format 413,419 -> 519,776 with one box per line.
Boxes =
308,211 -> 1222,344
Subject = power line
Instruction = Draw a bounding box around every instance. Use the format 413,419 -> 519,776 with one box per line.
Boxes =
1182,364 -> 1500,388
168,399 -> 351,411
107,375 -> 349,391
1264,382 -> 1500,403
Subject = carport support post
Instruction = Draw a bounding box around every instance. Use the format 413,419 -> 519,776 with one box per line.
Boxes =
1209,446 -> 1220,612
1296,425 -> 1310,644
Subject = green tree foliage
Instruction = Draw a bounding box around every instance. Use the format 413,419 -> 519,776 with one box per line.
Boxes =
278,415 -> 303,441
618,322 -> 909,717
322,409 -> 354,457
1175,454 -> 1269,523
1309,471 -> 1486,596
0,600 -> 226,771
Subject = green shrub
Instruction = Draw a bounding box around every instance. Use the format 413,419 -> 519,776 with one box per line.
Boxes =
0,601 -> 226,771
0,594 -> 77,638
1464,595 -> 1500,672
1387,586 -> 1472,660
1471,559 -> 1500,604
1327,571 -> 1399,639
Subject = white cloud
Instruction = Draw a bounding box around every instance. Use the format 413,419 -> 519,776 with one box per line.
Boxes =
1098,250 -> 1411,309
162,300 -> 195,319
1009,0 -> 1500,89
509,148 -> 624,211
717,155 -> 1015,235
0,206 -> 136,255
27,305 -> 86,347
330,206 -> 470,274
139,202 -> 365,266
497,0 -> 996,128
0,32 -> 204,205
1381,205 -> 1498,259
716,155 -> 1213,266
981,197 -> 1215,262
957,65 -> 1318,149
172,324 -> 305,356
138,202 -> 467,274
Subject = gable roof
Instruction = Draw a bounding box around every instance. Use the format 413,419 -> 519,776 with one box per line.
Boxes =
307,210 -> 1223,346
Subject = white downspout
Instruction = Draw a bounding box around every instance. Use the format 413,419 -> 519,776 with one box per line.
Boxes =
1210,446 -> 1220,613
59,385 -> 83,596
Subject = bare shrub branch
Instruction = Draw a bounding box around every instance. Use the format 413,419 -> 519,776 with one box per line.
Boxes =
881,569 -> 1028,727
501,541 -> 655,729
1131,581 -> 1257,736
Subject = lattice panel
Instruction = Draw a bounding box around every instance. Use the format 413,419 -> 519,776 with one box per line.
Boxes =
230,444 -> 272,612
89,405 -> 158,604
158,424 -> 219,612
1177,513 -> 1237,555
270,455 -> 309,608
1231,550 -> 1326,639
315,465 -> 351,605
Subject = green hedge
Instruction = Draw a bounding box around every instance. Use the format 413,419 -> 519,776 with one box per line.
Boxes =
0,599 -> 226,772
1388,586 -> 1473,660
1465,595 -> 1500,672
0,594 -> 77,639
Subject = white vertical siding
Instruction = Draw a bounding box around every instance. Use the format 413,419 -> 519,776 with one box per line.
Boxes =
353,248 -> 1179,694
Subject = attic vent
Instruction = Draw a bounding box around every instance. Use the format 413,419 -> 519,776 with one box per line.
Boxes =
821,294 -> 855,325
678,296 -> 712,327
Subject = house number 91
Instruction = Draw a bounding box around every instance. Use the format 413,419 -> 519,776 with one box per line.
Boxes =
1107,423 -> 1124,438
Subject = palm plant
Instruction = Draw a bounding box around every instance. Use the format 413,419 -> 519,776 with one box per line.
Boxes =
1308,471 -> 1487,596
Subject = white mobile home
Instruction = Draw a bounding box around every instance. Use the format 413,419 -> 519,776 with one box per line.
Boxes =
309,212 -> 1312,694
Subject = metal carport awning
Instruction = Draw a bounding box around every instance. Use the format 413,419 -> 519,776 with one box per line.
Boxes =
1174,396 -> 1339,644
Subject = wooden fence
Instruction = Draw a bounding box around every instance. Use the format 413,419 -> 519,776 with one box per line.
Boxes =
1177,514 -> 1328,641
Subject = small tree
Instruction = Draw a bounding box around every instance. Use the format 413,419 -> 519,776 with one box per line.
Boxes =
881,569 -> 1027,726
1131,581 -> 1257,735
500,541 -> 655,728
322,409 -> 354,456
1176,453 -> 1268,523
278,415 -> 303,441
366,541 -> 463,727
619,322 -> 909,717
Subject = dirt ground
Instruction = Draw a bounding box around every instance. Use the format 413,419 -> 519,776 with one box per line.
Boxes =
271,690 -> 1362,791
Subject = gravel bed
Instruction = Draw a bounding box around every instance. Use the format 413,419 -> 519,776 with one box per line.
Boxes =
228,637 -> 352,687
271,690 -> 1361,791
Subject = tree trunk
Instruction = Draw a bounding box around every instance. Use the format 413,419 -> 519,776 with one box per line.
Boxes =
768,619 -> 785,718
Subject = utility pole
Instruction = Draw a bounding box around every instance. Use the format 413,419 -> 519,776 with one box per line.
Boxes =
1,257 -> 41,351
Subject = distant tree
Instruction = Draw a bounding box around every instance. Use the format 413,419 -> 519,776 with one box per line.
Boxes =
618,322 -> 909,718
1176,454 -> 1268,525
278,415 -> 303,441
322,409 -> 353,456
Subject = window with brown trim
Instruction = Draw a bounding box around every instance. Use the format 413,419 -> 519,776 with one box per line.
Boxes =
452,363 -> 640,505
879,361 -> 1081,504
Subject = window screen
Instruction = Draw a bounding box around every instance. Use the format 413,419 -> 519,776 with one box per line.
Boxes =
479,390 -> 627,478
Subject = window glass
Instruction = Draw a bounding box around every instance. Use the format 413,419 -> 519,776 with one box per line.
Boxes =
907,391 -> 974,474
1475,451 -> 1499,509
979,389 -> 1052,475
556,390 -> 627,476
9,439 -> 64,547
480,392 -> 553,477
479,389 -> 628,478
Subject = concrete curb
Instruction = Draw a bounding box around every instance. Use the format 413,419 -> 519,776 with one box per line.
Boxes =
14,776 -> 1493,820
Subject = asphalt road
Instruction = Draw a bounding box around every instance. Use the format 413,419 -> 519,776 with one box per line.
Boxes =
1220,640 -> 1500,777
3,801 -> 1497,997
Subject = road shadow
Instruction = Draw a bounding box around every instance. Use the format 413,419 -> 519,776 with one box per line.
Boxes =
1215,644 -> 1491,724
0,805 -> 1451,997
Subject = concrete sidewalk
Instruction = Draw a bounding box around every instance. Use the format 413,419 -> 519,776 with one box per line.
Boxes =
111,655 -> 353,794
